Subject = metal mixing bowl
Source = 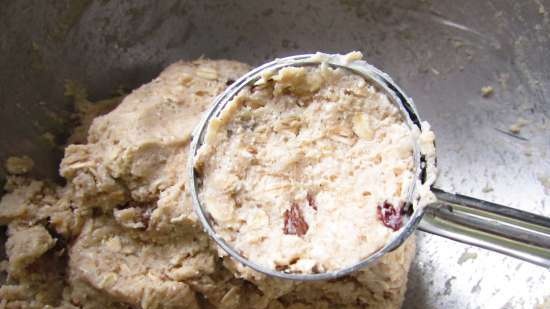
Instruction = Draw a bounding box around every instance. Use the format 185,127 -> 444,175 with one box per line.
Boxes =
1,0 -> 549,308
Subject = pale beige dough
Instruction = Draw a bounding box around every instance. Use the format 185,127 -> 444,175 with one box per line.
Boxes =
4,156 -> 34,175
196,57 -> 436,274
0,58 -> 419,309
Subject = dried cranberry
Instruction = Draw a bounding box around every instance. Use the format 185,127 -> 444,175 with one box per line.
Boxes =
377,201 -> 403,231
306,192 -> 317,210
283,203 -> 309,236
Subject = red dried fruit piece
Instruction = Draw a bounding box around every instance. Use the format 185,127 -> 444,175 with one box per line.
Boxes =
306,192 -> 317,210
377,201 -> 403,231
284,203 -> 309,236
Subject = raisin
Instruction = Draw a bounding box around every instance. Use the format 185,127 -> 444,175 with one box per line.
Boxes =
377,201 -> 403,231
306,192 -> 317,210
283,203 -> 309,236
225,79 -> 235,86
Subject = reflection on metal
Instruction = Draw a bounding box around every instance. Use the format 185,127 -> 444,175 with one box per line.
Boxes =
420,188 -> 550,268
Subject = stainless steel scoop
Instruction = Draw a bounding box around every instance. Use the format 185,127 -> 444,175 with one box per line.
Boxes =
188,53 -> 550,281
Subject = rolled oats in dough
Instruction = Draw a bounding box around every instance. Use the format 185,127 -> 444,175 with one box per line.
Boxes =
1,56 -> 421,309
4,156 -> 34,175
195,54 -> 436,274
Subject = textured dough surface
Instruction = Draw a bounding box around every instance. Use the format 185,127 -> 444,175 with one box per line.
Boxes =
1,58 -> 417,309
196,59 -> 435,273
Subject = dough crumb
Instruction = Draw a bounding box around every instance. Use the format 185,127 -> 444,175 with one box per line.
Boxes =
343,51 -> 363,63
498,73 -> 510,90
539,4 -> 547,15
480,86 -> 494,98
457,249 -> 478,265
40,132 -> 56,146
6,225 -> 56,275
481,183 -> 494,193
539,175 -> 550,195
5,156 -> 34,174
509,117 -> 528,134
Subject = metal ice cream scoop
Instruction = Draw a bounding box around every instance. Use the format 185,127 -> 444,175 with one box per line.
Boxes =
188,53 -> 550,281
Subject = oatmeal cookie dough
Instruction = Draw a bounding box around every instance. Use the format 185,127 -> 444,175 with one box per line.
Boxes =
4,156 -> 34,175
195,54 -> 436,273
1,57 -> 418,309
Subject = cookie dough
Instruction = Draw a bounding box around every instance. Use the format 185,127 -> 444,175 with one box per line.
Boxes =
4,156 -> 34,175
1,58 -> 418,309
195,54 -> 436,273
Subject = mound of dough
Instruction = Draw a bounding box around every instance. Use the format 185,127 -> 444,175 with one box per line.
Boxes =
0,58 -> 416,309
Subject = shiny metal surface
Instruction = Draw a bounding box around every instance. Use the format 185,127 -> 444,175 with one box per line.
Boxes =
1,0 -> 549,308
422,189 -> 550,268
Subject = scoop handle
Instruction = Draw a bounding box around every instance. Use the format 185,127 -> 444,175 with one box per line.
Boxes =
418,188 -> 550,268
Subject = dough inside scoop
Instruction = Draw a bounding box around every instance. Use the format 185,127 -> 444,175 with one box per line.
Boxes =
196,55 -> 436,274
